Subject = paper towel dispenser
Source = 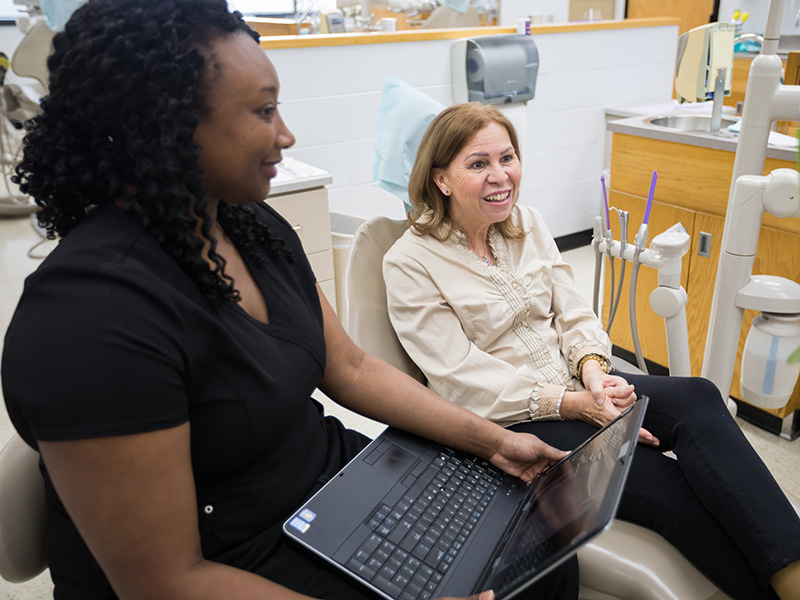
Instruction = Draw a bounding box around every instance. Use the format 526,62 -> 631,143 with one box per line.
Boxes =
451,34 -> 539,105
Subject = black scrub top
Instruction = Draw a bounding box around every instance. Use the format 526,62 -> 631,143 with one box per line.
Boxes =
2,201 -> 360,597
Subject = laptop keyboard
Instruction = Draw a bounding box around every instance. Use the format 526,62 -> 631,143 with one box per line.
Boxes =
490,514 -> 554,594
345,448 -> 504,600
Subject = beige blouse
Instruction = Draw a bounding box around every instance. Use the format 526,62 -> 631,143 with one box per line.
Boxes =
383,205 -> 611,427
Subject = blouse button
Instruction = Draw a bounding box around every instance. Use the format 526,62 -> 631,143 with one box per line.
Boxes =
204,505 -> 214,514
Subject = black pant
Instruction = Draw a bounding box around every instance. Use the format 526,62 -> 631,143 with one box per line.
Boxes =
511,373 -> 800,600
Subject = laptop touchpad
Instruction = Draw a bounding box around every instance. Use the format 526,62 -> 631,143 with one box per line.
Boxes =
373,444 -> 417,478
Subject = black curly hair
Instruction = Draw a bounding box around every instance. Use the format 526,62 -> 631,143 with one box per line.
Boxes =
14,0 -> 294,307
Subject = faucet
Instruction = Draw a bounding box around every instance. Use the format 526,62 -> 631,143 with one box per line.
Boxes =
710,68 -> 726,133
734,32 -> 765,45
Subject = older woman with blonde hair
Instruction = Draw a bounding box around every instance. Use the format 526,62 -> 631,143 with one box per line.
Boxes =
384,102 -> 800,600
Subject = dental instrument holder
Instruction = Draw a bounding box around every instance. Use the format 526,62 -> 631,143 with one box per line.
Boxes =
702,0 -> 800,428
702,169 -> 800,421
593,217 -> 692,377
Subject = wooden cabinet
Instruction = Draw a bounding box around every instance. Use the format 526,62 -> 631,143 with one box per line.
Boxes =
267,186 -> 337,313
625,0 -> 714,36
604,132 -> 800,421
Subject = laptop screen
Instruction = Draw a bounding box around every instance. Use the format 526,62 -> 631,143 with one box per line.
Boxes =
482,401 -> 641,599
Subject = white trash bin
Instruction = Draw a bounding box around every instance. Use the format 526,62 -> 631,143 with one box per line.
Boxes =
330,212 -> 367,319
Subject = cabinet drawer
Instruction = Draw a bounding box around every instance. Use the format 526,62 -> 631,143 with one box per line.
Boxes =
610,133 -> 799,234
267,188 -> 332,255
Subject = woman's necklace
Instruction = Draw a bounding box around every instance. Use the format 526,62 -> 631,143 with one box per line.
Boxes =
475,234 -> 493,266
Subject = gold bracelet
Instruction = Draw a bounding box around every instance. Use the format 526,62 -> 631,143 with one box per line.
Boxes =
576,353 -> 611,381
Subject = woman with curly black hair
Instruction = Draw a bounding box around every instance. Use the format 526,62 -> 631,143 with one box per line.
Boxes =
1,1 -> 579,599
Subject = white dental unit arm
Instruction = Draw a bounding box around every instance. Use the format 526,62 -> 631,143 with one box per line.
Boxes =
592,192 -> 693,378
702,0 -> 800,423
702,169 -> 800,413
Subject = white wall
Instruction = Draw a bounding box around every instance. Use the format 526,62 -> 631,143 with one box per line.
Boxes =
268,24 -> 677,236
0,22 -> 679,238
719,0 -> 800,36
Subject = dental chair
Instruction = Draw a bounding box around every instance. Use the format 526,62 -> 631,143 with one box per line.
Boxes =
0,433 -> 47,584
340,216 -> 780,600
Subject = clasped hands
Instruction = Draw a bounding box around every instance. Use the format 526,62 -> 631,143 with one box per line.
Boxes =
561,360 -> 659,447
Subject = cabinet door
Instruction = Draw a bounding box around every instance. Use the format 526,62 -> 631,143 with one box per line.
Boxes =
602,191 -> 695,368
626,0 -> 714,36
685,212 -> 723,377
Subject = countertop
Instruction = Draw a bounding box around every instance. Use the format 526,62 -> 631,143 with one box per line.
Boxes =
607,113 -> 798,162
258,17 -> 679,49
269,157 -> 332,196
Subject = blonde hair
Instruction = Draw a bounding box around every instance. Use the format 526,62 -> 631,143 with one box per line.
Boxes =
408,103 -> 525,240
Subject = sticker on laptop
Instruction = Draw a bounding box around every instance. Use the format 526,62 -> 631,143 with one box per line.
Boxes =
299,509 -> 317,522
289,517 -> 311,533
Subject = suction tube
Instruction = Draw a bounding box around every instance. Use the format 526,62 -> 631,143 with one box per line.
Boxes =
606,210 -> 628,333
627,172 -> 657,373
592,217 -> 603,316
629,223 -> 651,374
593,177 -> 612,318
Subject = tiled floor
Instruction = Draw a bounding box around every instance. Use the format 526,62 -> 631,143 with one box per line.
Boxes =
1,213 -> 798,599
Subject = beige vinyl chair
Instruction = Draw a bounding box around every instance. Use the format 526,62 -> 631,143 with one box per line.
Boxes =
0,433 -> 47,583
341,216 -> 743,600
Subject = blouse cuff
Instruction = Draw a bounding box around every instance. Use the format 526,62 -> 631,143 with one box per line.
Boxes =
532,383 -> 567,421
569,343 -> 611,378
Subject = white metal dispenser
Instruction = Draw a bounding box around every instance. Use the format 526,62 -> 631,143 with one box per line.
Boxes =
451,35 -> 538,106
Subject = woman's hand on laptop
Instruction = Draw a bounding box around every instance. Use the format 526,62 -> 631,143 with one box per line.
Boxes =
488,431 -> 568,484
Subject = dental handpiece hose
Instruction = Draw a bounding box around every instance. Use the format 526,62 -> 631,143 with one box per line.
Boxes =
628,171 -> 656,373
594,177 -> 614,317
606,210 -> 628,333
629,222 -> 650,373
592,217 -> 603,317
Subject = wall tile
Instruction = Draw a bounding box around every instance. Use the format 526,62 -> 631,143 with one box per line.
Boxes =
602,61 -> 675,107
327,187 -> 354,216
347,183 -> 407,221
286,143 -> 350,189
347,138 -> 377,186
528,107 -> 606,151
344,91 -> 383,142
420,84 -> 454,107
280,96 -> 347,148
534,68 -> 606,113
268,47 -> 346,100
546,144 -> 605,186
339,40 -> 452,93
529,179 -> 601,237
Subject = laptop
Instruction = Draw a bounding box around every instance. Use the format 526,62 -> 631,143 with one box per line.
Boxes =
284,397 -> 648,600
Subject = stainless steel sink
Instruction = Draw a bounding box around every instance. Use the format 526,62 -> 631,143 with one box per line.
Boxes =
778,34 -> 800,53
645,115 -> 737,132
